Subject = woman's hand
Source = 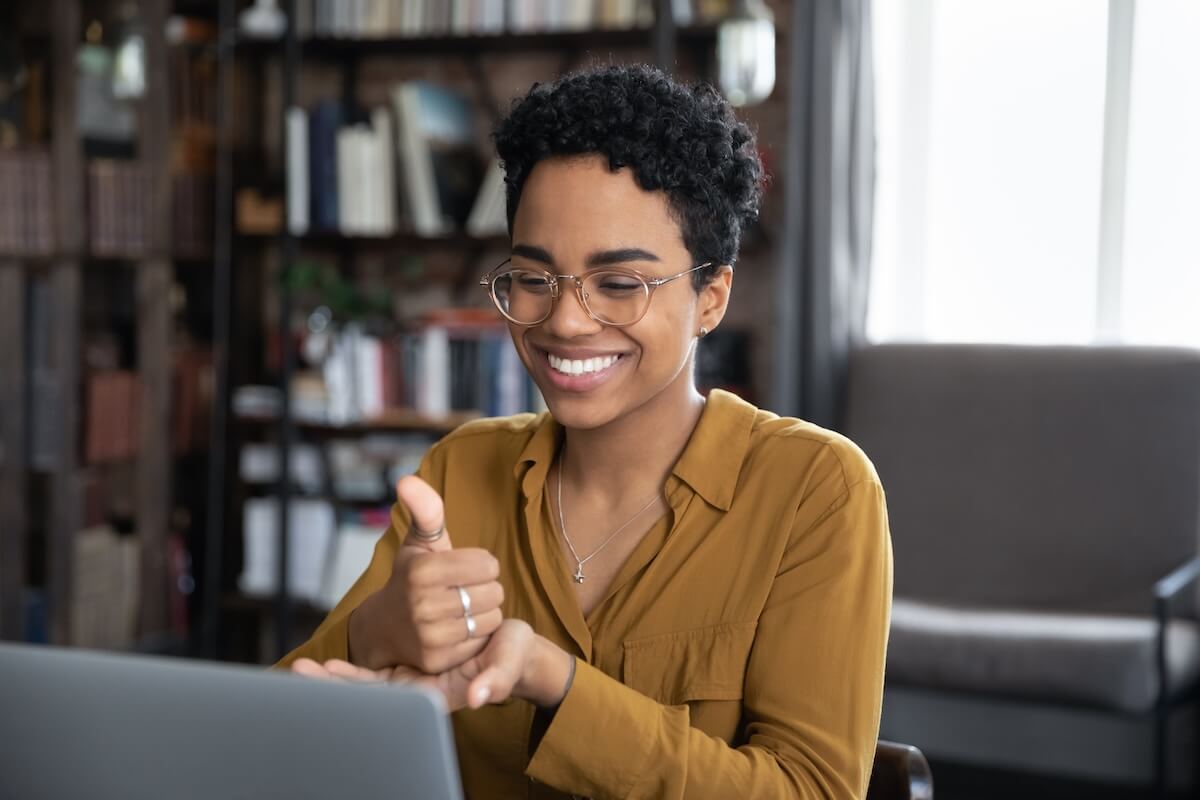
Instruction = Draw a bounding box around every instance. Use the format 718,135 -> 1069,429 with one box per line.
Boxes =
293,620 -> 575,712
347,476 -> 506,674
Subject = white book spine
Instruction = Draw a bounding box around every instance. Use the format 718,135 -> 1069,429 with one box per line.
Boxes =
285,107 -> 310,235
356,334 -> 384,419
354,128 -> 374,234
417,326 -> 451,417
324,332 -> 353,423
371,107 -> 397,235
336,126 -> 356,234
466,158 -> 506,236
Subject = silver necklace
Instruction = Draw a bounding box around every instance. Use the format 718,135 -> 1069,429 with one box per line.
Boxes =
555,457 -> 661,584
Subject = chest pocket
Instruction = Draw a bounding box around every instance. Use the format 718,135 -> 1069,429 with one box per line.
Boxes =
621,621 -> 758,705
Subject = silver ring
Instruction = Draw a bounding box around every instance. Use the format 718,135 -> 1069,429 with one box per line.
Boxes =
408,521 -> 445,543
457,585 -> 472,615
463,611 -> 477,640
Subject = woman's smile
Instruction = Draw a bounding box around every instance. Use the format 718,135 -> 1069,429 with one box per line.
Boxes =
530,344 -> 632,393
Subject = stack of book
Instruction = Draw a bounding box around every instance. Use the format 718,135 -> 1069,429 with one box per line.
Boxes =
255,310 -> 541,426
294,0 -> 666,38
320,324 -> 404,424
287,0 -> 750,38
295,0 -> 505,39
239,497 -> 336,606
286,82 -> 501,239
399,308 -> 544,418
239,501 -> 389,611
0,149 -> 54,256
88,159 -> 216,258
71,525 -> 140,650
88,160 -> 150,257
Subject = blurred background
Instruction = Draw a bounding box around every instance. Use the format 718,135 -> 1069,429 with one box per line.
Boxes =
0,1 -> 1197,798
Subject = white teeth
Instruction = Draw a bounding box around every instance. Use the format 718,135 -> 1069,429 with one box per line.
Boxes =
547,353 -> 620,376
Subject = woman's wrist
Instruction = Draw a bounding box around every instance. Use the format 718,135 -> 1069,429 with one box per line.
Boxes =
347,593 -> 385,669
517,635 -> 575,708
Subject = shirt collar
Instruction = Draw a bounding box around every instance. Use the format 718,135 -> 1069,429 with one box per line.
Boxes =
670,389 -> 757,511
514,389 -> 757,511
514,411 -> 562,499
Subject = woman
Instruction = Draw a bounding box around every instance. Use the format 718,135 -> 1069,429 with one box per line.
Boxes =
283,64 -> 892,799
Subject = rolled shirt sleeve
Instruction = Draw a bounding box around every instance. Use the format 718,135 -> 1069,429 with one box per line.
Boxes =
526,478 -> 893,799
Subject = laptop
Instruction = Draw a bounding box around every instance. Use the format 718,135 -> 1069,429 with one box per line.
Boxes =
0,642 -> 464,800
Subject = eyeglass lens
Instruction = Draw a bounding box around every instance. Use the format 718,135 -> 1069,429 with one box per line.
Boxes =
492,269 -> 651,325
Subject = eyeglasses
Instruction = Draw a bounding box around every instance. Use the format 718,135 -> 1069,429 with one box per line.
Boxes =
479,259 -> 713,327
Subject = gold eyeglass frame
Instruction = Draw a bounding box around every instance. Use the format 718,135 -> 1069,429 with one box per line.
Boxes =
479,258 -> 714,328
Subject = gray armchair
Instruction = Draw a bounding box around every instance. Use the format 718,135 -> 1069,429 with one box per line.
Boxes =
869,740 -> 933,800
842,344 -> 1200,797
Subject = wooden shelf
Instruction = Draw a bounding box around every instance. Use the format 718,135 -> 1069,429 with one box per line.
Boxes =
222,592 -> 328,621
234,26 -> 718,60
237,408 -> 481,437
1,252 -> 215,263
236,230 -> 509,250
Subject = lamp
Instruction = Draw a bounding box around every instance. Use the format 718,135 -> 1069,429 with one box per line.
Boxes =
239,0 -> 287,41
717,0 -> 776,107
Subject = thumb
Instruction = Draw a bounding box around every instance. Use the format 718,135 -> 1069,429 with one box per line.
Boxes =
396,475 -> 453,552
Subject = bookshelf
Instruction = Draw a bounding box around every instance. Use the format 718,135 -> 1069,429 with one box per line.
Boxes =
0,0 -> 219,650
237,230 -> 510,250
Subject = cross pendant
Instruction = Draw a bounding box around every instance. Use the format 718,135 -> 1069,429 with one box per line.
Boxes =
573,565 -> 586,584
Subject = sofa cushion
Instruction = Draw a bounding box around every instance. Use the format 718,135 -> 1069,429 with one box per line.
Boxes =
887,598 -> 1200,714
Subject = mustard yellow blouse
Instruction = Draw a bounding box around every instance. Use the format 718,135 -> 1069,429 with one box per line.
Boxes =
278,390 -> 893,799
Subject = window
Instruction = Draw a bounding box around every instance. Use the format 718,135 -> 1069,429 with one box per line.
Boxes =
869,1 -> 1200,347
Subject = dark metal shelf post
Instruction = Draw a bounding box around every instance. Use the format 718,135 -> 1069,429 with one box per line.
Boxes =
274,0 -> 301,661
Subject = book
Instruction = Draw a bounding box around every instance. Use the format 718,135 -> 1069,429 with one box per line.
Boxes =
71,525 -> 140,649
0,149 -> 53,256
404,309 -> 540,417
238,497 -> 336,605
392,82 -> 482,236
239,441 -> 325,492
369,106 -> 397,235
309,100 -> 343,232
87,159 -> 151,257
466,157 -> 507,236
318,518 -> 388,610
286,106 -> 310,234
335,123 -> 362,233
85,370 -> 140,464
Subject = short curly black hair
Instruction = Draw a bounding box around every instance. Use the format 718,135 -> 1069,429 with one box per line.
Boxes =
493,64 -> 763,289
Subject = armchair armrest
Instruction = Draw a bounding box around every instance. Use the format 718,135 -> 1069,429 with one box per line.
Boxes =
1152,555 -> 1200,710
1154,555 -> 1200,604
867,740 -> 933,800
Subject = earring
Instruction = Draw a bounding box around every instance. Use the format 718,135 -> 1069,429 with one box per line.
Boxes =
698,326 -> 709,338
